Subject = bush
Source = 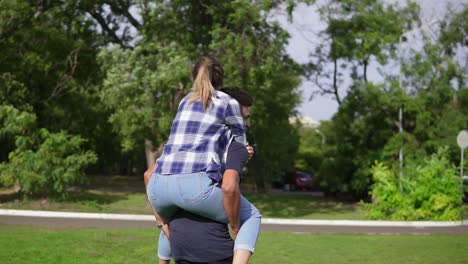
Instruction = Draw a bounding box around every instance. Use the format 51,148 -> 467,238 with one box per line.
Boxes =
0,105 -> 97,197
366,147 -> 463,220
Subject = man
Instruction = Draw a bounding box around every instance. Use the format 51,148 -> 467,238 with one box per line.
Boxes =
144,87 -> 255,264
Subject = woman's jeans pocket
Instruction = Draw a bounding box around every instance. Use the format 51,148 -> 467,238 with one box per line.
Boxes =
176,173 -> 211,204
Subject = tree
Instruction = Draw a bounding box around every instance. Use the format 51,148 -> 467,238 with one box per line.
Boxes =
0,1 -> 134,173
315,2 -> 467,198
305,0 -> 419,104
207,0 -> 303,190
99,41 -> 191,168
99,1 -> 303,190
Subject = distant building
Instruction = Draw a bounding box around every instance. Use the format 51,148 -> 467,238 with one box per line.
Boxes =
289,115 -> 320,128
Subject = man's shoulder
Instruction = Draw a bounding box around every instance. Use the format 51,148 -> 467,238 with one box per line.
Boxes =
215,90 -> 236,104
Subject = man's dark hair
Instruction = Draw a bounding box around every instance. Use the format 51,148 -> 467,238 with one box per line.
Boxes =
220,87 -> 253,107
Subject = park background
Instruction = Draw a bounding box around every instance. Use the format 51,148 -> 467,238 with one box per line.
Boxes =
0,0 -> 467,263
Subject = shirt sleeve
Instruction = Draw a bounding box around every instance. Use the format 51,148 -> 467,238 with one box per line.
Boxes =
225,141 -> 249,175
224,99 -> 247,145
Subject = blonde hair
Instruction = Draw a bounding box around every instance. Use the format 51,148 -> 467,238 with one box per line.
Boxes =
189,56 -> 224,110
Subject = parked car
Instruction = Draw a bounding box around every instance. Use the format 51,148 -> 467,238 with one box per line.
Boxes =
284,171 -> 313,191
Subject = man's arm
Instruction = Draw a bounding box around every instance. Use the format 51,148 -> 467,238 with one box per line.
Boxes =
221,141 -> 252,238
221,169 -> 241,238
144,163 -> 170,238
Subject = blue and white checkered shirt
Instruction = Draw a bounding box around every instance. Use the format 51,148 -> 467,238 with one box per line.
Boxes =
155,90 -> 246,182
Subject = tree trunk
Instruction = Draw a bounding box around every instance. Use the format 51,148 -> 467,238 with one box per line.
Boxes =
144,139 -> 164,169
333,58 -> 342,105
250,156 -> 266,193
119,153 -> 128,175
363,58 -> 369,83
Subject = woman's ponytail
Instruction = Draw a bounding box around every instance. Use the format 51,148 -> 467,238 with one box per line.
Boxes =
189,56 -> 224,110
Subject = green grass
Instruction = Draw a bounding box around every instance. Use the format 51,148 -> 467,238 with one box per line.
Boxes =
1,174 -> 467,220
0,191 -> 153,215
246,194 -> 367,219
0,224 -> 467,264
0,190 -> 366,219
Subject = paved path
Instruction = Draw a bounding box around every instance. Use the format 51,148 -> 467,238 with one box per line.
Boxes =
1,210 -> 468,234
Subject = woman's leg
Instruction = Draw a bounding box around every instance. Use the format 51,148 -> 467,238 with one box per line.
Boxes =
146,173 -> 178,262
146,172 -> 179,222
233,195 -> 262,252
158,231 -> 171,262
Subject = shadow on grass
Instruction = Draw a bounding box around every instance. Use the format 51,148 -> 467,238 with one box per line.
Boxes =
64,191 -> 128,205
245,193 -> 363,218
87,175 -> 145,192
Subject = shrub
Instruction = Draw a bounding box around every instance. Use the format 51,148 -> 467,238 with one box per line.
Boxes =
366,147 -> 462,220
0,105 -> 97,198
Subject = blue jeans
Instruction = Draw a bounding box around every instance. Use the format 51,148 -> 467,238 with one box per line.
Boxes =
146,172 -> 261,260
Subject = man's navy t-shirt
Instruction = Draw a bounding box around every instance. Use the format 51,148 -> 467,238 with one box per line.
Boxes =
169,210 -> 234,263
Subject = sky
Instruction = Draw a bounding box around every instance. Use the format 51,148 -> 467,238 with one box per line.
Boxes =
277,0 -> 467,122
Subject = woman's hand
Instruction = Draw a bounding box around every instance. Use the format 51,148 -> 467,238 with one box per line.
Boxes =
161,223 -> 170,239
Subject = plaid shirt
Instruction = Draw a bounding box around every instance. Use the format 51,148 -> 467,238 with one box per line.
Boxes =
155,91 -> 246,182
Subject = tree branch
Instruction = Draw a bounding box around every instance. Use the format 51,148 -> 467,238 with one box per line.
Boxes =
88,7 -> 130,48
114,0 -> 142,29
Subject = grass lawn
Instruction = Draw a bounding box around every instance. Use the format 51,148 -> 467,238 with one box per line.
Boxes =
0,190 -> 367,219
1,175 -> 467,220
0,224 -> 467,264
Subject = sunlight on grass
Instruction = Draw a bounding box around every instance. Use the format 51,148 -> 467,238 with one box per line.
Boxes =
245,194 -> 367,219
1,182 -> 466,220
0,190 -> 366,219
0,225 -> 467,264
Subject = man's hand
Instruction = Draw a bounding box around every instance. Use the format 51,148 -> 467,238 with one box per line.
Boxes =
246,145 -> 254,160
229,224 -> 239,240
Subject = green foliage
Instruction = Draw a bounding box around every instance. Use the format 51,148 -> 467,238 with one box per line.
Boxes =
309,3 -> 468,199
317,82 -> 398,196
0,104 -> 36,164
127,0 -> 303,187
294,126 -> 323,173
367,148 -> 463,220
99,41 -> 191,152
207,1 -> 302,188
1,0 -> 465,196
0,105 -> 36,138
0,128 -> 97,197
0,0 -> 117,172
0,73 -> 30,110
0,105 -> 97,197
307,0 -> 419,103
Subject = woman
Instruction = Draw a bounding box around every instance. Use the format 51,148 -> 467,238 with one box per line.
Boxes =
146,57 -> 261,264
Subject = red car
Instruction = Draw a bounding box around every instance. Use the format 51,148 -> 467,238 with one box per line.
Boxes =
285,171 -> 313,191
